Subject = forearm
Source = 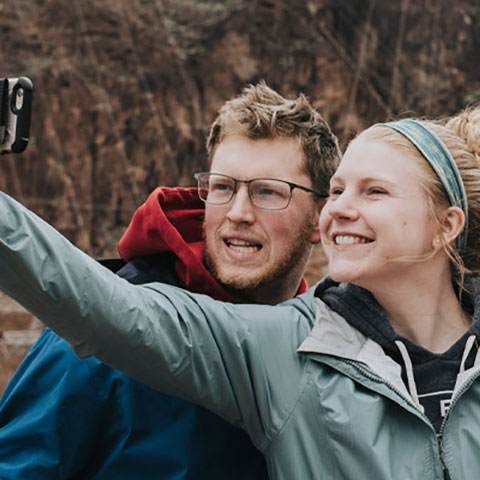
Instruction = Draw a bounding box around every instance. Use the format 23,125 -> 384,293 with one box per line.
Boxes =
0,191 -> 123,352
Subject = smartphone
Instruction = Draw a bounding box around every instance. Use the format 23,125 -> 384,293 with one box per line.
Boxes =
0,77 -> 33,154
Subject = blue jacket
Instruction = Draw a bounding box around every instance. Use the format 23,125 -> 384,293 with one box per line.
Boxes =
0,255 -> 267,479
0,187 -> 268,479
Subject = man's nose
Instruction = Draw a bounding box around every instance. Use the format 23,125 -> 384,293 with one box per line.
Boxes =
225,184 -> 256,224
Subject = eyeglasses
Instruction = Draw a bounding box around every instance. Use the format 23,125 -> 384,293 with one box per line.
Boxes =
194,172 -> 326,210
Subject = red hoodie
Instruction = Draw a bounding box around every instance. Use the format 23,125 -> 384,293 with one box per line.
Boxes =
118,187 -> 307,302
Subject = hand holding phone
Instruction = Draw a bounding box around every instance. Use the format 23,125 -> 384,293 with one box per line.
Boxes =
0,77 -> 33,154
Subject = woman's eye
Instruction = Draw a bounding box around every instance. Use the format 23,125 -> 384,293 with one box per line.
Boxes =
328,187 -> 343,197
369,188 -> 387,195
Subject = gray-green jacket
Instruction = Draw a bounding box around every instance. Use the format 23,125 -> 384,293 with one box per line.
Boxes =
1,191 -> 480,479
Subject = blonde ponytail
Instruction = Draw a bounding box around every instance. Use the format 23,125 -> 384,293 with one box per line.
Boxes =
446,107 -> 480,161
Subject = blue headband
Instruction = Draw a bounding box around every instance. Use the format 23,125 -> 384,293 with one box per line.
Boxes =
377,119 -> 469,253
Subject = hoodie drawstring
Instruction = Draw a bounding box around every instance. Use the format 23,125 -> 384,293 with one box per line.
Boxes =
396,335 -> 480,414
459,335 -> 477,373
395,340 -> 425,413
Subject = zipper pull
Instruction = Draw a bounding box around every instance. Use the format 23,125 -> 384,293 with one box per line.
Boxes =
437,435 -> 452,480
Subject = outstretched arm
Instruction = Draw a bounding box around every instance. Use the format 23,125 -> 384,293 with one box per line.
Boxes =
0,191 -> 313,446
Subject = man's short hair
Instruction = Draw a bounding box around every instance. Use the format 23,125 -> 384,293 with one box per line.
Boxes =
206,81 -> 341,194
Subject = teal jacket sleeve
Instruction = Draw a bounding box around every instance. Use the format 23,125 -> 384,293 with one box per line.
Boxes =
0,191 -> 315,448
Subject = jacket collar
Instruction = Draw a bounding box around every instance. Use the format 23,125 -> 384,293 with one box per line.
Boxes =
298,296 -> 411,400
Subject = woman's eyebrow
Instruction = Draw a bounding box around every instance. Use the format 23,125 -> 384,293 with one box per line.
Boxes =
330,173 -> 395,185
361,175 -> 395,184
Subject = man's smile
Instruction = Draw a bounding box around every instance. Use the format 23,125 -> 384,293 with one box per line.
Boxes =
224,238 -> 263,253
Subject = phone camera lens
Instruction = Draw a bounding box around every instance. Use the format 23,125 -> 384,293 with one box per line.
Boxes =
15,89 -> 24,110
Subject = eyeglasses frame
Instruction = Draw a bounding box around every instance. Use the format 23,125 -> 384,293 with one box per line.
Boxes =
194,172 -> 327,211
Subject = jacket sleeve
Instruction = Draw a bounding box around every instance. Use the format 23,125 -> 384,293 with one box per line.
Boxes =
0,329 -> 113,479
0,191 -> 312,447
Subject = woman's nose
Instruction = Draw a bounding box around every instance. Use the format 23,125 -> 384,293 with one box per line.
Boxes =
327,192 -> 359,221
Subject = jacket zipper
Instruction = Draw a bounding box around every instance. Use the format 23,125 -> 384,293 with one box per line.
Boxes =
343,359 -> 454,479
343,359 -> 429,418
437,435 -> 451,480
436,366 -> 480,479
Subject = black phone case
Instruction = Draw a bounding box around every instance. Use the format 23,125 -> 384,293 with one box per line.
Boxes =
0,77 -> 33,154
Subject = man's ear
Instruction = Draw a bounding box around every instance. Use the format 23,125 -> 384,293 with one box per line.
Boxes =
310,208 -> 322,245
439,206 -> 465,246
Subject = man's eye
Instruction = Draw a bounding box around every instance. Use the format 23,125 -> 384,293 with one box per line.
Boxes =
258,188 -> 277,196
211,182 -> 233,192
254,181 -> 289,199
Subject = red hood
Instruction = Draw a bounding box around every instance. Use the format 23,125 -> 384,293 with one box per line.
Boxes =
118,186 -> 307,301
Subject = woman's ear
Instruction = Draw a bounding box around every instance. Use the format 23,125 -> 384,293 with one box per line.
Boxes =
438,206 -> 465,246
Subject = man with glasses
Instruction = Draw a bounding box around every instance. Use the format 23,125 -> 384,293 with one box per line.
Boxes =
0,81 -> 340,479
196,144 -> 329,305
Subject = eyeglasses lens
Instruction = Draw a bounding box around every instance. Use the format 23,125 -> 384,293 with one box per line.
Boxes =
198,174 -> 235,204
250,180 -> 290,209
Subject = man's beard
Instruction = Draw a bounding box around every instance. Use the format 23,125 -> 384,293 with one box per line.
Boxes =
203,214 -> 315,295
